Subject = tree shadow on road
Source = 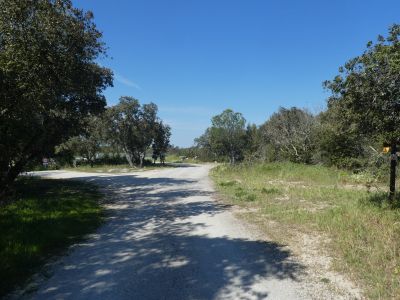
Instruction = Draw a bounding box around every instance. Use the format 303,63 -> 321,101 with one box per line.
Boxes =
28,172 -> 306,300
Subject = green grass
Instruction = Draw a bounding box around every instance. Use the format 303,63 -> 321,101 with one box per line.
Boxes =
63,163 -> 172,173
0,178 -> 104,297
165,154 -> 202,164
211,162 -> 400,299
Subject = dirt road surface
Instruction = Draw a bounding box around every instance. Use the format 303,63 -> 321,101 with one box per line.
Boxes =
20,164 -> 359,300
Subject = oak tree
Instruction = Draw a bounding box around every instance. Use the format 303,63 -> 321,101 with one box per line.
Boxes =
208,109 -> 247,164
152,122 -> 171,164
0,0 -> 112,199
104,97 -> 159,168
324,24 -> 400,200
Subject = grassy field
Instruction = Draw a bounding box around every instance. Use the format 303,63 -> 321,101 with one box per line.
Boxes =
63,163 -> 172,173
60,154 -> 204,173
0,178 -> 104,298
165,154 -> 202,164
211,162 -> 400,299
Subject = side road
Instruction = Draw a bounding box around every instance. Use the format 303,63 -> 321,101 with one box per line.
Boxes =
18,165 -> 359,300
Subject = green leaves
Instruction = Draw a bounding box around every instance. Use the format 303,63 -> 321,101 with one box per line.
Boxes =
0,0 -> 112,195
325,24 -> 400,144
260,107 -> 317,163
201,109 -> 247,163
152,121 -> 171,163
104,97 -> 169,167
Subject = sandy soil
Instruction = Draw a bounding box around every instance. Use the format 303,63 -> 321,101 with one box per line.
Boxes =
17,164 -> 360,300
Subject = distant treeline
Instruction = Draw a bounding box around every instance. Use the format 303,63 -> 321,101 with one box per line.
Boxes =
55,96 -> 171,168
178,107 -> 384,174
175,25 -> 400,191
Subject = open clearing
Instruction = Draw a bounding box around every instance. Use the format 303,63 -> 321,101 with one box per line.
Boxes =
14,164 -> 360,300
211,162 -> 400,299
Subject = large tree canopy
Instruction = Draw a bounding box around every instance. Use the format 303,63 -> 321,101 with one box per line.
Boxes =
57,115 -> 105,167
260,107 -> 317,163
0,0 -> 113,198
324,24 -> 400,144
324,24 -> 400,198
104,97 -> 160,168
152,121 -> 171,164
208,109 -> 247,164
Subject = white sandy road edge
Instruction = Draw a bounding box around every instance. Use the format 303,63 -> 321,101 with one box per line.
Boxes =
11,165 -> 361,300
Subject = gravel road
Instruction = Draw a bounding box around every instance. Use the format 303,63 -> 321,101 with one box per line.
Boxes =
22,164 -> 352,300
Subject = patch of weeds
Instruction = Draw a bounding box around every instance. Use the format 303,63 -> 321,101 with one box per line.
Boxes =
219,180 -> 236,187
261,187 -> 281,195
350,171 -> 376,185
235,190 -> 247,199
245,194 -> 257,201
360,192 -> 400,209
320,277 -> 330,284
260,164 -> 280,172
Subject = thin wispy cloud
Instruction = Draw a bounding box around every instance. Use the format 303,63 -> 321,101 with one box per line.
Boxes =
114,72 -> 141,90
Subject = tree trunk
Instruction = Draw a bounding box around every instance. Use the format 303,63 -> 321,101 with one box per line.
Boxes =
230,152 -> 235,165
1,139 -> 40,203
124,152 -> 134,167
0,163 -> 25,204
389,141 -> 397,202
139,153 -> 145,168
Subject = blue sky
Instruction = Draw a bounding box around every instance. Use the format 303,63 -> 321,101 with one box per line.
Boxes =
77,0 -> 400,147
